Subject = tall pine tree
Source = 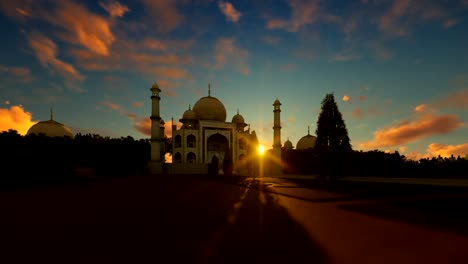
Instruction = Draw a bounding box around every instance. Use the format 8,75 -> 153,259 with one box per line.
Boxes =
314,93 -> 352,154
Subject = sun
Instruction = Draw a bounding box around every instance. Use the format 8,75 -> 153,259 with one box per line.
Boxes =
258,145 -> 265,155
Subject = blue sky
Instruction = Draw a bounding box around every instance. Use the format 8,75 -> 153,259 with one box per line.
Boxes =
0,0 -> 467,159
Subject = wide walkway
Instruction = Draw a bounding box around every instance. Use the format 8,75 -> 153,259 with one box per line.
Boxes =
1,175 -> 467,263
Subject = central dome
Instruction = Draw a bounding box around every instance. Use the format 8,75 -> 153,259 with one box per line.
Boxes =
192,96 -> 226,122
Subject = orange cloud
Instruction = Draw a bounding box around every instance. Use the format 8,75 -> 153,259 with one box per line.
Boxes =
427,143 -> 468,158
342,95 -> 350,102
434,88 -> 468,110
134,117 -> 180,137
443,18 -> 459,28
31,1 -> 116,56
266,0 -> 320,32
414,104 -> 427,113
28,33 -> 84,80
152,67 -> 189,80
360,112 -> 464,149
132,102 -> 144,108
142,39 -> 167,51
99,1 -> 129,18
133,117 -> 150,136
101,101 -> 121,111
218,1 -> 241,23
378,0 -> 411,37
214,38 -> 250,75
0,65 -> 32,82
141,0 -> 183,33
0,105 -> 37,135
352,108 -> 363,118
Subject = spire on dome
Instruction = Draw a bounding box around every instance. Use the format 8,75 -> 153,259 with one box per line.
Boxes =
189,104 -> 191,110
50,107 -> 54,120
237,108 -> 239,115
308,125 -> 310,135
208,83 -> 211,97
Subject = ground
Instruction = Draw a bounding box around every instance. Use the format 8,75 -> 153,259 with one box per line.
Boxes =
1,174 -> 468,263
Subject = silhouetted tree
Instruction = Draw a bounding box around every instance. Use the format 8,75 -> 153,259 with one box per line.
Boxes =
315,93 -> 352,153
314,93 -> 352,177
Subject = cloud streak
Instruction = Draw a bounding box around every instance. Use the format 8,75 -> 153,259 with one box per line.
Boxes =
214,38 -> 250,75
99,1 -> 130,18
28,32 -> 84,81
218,1 -> 241,23
360,111 -> 464,149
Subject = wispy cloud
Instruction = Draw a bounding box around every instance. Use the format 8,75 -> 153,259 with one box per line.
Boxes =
0,105 -> 37,135
141,0 -> 183,33
0,65 -> 33,82
99,1 -> 130,18
218,1 -> 241,23
266,0 -> 320,32
342,95 -> 350,102
329,51 -> 360,62
214,37 -> 250,75
28,32 -> 84,81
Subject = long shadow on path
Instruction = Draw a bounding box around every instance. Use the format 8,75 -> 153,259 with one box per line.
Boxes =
202,178 -> 329,263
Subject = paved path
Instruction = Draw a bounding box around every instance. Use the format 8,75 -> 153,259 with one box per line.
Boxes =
1,175 -> 467,263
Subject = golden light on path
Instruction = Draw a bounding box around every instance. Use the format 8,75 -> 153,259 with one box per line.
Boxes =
258,145 -> 265,155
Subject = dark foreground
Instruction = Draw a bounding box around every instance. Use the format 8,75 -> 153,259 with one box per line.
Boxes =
1,175 -> 468,263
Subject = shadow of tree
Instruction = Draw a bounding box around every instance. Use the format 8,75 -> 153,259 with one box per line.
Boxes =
338,197 -> 468,237
204,179 -> 329,263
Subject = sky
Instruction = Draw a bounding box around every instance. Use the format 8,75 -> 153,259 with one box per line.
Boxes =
0,0 -> 467,159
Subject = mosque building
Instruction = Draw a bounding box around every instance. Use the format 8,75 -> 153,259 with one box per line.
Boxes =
284,126 -> 316,151
26,109 -> 74,138
148,82 -> 259,174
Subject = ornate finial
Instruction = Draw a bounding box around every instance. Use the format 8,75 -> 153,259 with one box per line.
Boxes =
50,107 -> 54,120
208,83 -> 211,97
308,125 -> 310,135
237,108 -> 239,115
189,104 -> 191,110
171,117 -> 174,123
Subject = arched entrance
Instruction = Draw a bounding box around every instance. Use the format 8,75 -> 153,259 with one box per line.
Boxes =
207,133 -> 229,167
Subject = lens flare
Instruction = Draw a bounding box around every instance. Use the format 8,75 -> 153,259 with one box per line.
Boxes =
258,145 -> 265,155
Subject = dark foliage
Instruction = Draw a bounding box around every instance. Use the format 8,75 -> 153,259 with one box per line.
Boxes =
282,148 -> 468,178
314,93 -> 352,154
0,130 -> 151,188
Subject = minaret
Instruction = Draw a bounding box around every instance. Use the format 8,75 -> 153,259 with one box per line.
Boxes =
150,82 -> 162,164
272,98 -> 282,173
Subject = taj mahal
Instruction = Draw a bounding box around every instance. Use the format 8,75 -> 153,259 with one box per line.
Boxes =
147,81 -> 316,175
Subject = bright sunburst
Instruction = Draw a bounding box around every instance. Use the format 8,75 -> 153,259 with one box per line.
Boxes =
258,145 -> 265,155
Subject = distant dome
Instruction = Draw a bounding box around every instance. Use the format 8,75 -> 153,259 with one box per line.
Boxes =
284,139 -> 293,150
192,96 -> 226,122
182,106 -> 198,120
296,135 -> 316,150
27,119 -> 74,138
232,112 -> 245,124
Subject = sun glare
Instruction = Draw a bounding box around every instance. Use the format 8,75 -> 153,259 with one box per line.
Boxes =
258,145 -> 265,155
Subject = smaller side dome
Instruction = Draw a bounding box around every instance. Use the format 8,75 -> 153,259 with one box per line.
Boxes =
284,138 -> 293,150
232,109 -> 245,124
182,105 -> 198,121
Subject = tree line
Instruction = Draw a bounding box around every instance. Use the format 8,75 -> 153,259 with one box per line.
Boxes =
0,129 -> 152,187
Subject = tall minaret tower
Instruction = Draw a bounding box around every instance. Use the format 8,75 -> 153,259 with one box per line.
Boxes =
272,98 -> 282,173
150,82 -> 162,166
